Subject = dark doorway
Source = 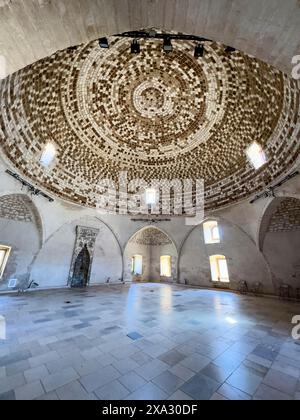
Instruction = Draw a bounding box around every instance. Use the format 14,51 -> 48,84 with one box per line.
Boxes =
71,244 -> 91,288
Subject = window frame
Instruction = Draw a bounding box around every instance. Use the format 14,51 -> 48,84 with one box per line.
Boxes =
203,221 -> 221,245
40,142 -> 56,168
246,141 -> 267,170
209,255 -> 230,283
131,254 -> 143,276
160,255 -> 172,278
0,245 -> 11,280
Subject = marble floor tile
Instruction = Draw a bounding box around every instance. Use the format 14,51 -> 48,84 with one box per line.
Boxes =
0,283 -> 300,400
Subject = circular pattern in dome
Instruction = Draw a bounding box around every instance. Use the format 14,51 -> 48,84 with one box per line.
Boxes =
0,34 -> 299,211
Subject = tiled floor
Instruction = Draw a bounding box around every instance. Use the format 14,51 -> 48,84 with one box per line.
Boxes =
0,283 -> 300,400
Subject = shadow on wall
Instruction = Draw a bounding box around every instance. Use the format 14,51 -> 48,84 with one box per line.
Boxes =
179,217 -> 274,295
260,197 -> 300,298
123,226 -> 178,284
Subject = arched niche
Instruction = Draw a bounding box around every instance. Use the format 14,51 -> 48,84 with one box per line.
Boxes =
260,197 -> 300,293
0,193 -> 43,290
123,226 -> 178,283
179,217 -> 273,294
30,216 -> 123,288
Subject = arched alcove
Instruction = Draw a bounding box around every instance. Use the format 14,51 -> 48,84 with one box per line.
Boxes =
260,197 -> 300,294
30,216 -> 123,288
123,226 -> 178,283
0,193 -> 43,290
179,217 -> 273,294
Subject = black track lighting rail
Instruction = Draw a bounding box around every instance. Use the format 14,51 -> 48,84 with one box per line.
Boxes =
114,30 -> 213,43
250,170 -> 299,204
5,169 -> 54,202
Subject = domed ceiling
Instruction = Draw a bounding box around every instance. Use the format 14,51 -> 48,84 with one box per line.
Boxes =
0,34 -> 299,213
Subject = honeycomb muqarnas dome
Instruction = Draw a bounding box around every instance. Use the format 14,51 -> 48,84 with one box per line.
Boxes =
0,34 -> 299,211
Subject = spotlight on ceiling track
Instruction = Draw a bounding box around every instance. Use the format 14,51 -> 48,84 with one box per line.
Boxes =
163,37 -> 173,53
225,46 -> 236,54
149,30 -> 157,38
131,39 -> 140,54
194,43 -> 205,58
99,37 -> 109,49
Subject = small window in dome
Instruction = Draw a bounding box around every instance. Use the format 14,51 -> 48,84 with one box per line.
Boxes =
246,142 -> 267,170
40,143 -> 56,168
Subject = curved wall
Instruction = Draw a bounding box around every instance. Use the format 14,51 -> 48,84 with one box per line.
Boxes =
123,227 -> 178,283
1,157 -> 300,296
261,197 -> 300,293
1,0 -> 300,75
30,216 -> 123,288
179,218 -> 274,294
0,194 -> 42,291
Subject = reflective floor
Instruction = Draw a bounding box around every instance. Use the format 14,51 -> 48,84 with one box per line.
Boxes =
0,283 -> 300,400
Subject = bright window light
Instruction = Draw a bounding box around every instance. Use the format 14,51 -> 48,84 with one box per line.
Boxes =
210,255 -> 230,283
204,221 -> 220,244
0,245 -> 11,279
145,188 -> 156,206
160,255 -> 172,277
246,142 -> 267,170
40,143 -> 56,168
132,255 -> 143,276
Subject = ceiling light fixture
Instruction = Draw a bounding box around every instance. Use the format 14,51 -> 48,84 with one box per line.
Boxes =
163,37 -> 173,53
225,46 -> 236,54
99,37 -> 109,49
194,43 -> 205,58
131,39 -> 140,54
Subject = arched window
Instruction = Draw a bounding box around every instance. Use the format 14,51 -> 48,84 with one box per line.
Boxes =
160,255 -> 172,277
0,245 -> 11,279
209,255 -> 230,283
203,221 -> 220,244
131,255 -> 143,276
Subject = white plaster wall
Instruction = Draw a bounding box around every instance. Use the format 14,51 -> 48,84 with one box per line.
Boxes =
0,218 -> 40,290
179,219 -> 274,294
149,243 -> 178,283
1,155 -> 299,295
123,242 -> 150,283
30,216 -> 123,288
263,231 -> 300,292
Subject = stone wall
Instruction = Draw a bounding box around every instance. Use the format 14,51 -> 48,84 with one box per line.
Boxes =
0,195 -> 34,222
268,198 -> 300,232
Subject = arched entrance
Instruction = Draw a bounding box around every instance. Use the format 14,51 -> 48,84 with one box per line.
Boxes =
123,226 -> 178,283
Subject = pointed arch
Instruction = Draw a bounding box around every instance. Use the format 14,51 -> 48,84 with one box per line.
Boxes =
123,226 -> 178,283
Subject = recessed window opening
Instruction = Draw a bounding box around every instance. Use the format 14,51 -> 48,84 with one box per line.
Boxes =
132,255 -> 143,276
160,255 -> 172,277
204,221 -> 220,244
246,142 -> 267,170
0,245 -> 11,279
40,143 -> 56,168
210,255 -> 230,283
